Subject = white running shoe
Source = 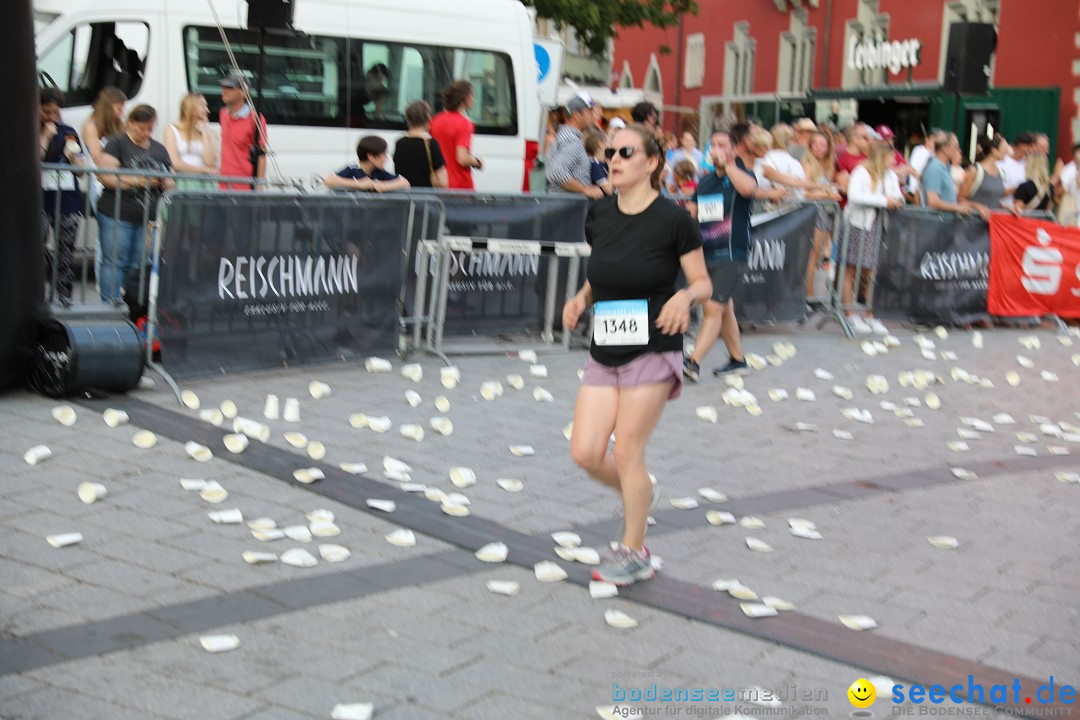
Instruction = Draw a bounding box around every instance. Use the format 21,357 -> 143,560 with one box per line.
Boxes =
848,315 -> 873,334
868,317 -> 888,335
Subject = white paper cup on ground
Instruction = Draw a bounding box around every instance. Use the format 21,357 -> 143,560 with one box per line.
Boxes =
181,390 -> 200,410
506,374 -> 525,390
185,441 -> 213,462
77,482 -> 107,504
529,364 -> 548,378
198,408 -> 223,426
450,467 -> 476,487
430,417 -> 453,436
367,416 -> 391,433
365,357 -> 392,373
440,366 -> 461,388
309,381 -> 331,399
263,394 -> 279,419
319,544 -> 351,563
200,634 -> 240,652
399,424 -> 425,441
283,397 -> 301,422
52,405 -> 77,426
518,349 -> 538,364
280,548 -> 318,567
480,381 -> 501,401
331,703 -> 374,720
233,417 -> 270,442
223,433 -> 249,454
46,532 -> 83,548
208,508 -> 243,524
219,400 -> 238,419
405,390 -> 422,407
24,445 -> 52,465
434,395 -> 451,413
401,363 -> 423,382
307,441 -> 327,460
200,481 -> 228,503
242,551 -> 277,564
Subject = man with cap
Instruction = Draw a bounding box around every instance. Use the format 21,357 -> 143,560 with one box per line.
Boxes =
789,118 -> 817,161
546,94 -> 603,199
218,74 -> 268,189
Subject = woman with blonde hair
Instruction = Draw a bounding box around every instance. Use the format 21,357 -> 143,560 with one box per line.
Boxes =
841,140 -> 903,334
1013,151 -> 1052,212
802,129 -> 841,303
164,93 -> 218,183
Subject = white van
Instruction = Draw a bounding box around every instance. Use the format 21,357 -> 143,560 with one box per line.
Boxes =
35,0 -> 541,192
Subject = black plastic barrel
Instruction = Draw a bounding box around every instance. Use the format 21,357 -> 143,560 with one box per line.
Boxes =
29,320 -> 144,398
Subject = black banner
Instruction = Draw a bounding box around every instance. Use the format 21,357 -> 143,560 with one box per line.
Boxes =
406,192 -> 589,336
733,204 -> 817,324
155,193 -> 409,378
873,209 -> 990,325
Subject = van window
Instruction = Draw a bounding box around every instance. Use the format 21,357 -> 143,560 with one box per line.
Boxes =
184,25 -> 516,135
37,22 -> 149,106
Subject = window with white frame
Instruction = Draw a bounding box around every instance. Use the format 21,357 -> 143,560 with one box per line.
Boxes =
644,53 -> 662,96
620,60 -> 634,89
724,22 -> 755,96
777,10 -> 816,93
684,33 -> 705,89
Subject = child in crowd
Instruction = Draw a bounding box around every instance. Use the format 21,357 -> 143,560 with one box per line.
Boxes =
670,159 -> 698,206
324,135 -> 410,192
584,130 -> 613,196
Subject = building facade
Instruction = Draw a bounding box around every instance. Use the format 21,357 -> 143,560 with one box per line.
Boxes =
613,0 -> 1078,159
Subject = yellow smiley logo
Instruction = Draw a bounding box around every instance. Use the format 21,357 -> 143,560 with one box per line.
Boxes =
848,678 -> 876,708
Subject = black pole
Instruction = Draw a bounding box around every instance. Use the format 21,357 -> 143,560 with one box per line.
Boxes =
252,27 -> 266,181
0,0 -> 45,388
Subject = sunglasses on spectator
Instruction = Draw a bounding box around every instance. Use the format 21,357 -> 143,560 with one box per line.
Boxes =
604,146 -> 638,160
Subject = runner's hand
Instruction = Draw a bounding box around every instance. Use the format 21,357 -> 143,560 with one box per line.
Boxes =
655,292 -> 691,335
562,294 -> 587,330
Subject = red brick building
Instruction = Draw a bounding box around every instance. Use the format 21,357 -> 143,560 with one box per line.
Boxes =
612,0 -> 1078,159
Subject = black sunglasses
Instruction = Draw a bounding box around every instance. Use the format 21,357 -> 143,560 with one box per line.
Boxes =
604,146 -> 637,160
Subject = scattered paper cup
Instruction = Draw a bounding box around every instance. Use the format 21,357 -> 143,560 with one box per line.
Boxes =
242,551 -> 277,564
200,481 -> 228,503
132,431 -> 157,449
401,363 -> 423,383
529,364 -> 548,378
310,521 -> 341,538
181,390 -> 200,410
496,478 -> 524,492
185,441 -> 213,462
223,433 -> 249,454
233,417 -> 270,442
284,432 -> 308,448
434,396 -> 451,413
506,374 -> 525,390
180,478 -> 206,491
480,381 -> 502,401
307,441 -> 327,460
405,390 -> 422,407
366,499 -> 396,513
51,405 -> 77,426
441,503 -> 470,517
306,509 -> 334,523
319,544 -> 351,563
450,467 -> 476,488
331,703 -> 374,720
533,387 -> 554,403
430,417 -> 453,436
440,366 -> 461,388
280,548 -> 318,567
385,528 -> 416,547
365,357 -> 392,373
475,542 -> 508,563
263,394 -> 279,419
283,397 -> 301,423
198,408 -> 224,426
399,424 -> 425,442
46,532 -> 83,548
208,508 -> 243,524
367,416 -> 391,433
77,482 -> 107,504
348,414 -> 368,429
284,525 -> 313,542
309,381 -> 332,399
518,349 -> 538,364
199,634 -> 240,652
24,445 -> 52,465
534,561 -> 567,582
604,609 -> 638,628
219,400 -> 237,419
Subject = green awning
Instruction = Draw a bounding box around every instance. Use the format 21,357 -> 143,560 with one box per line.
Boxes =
808,84 -> 941,101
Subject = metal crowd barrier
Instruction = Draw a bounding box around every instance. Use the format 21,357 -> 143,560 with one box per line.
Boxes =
40,162 -> 302,309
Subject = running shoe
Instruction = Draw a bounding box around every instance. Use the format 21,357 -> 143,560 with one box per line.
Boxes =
682,355 -> 701,383
615,484 -> 661,542
592,544 -> 655,586
848,315 -> 873,334
867,317 -> 888,335
712,357 -> 749,376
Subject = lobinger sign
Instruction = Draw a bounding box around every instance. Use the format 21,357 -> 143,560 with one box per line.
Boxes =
847,35 -> 921,75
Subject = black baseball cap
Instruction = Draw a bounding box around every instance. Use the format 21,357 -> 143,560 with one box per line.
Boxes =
219,75 -> 244,89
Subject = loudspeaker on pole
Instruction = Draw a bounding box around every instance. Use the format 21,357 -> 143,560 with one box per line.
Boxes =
942,22 -> 997,96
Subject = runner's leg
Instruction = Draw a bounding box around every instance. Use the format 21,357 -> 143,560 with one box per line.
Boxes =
689,299 -> 724,365
612,382 -> 672,551
718,299 -> 744,361
570,384 -> 620,491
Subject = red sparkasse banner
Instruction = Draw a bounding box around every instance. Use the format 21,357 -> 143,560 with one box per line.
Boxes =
988,214 -> 1080,318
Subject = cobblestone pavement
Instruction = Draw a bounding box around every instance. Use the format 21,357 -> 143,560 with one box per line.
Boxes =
1,320 -> 1078,719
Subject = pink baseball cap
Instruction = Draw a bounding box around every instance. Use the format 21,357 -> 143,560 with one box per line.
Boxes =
875,125 -> 895,140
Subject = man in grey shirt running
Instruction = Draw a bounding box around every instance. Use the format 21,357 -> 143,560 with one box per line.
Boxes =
546,94 -> 603,199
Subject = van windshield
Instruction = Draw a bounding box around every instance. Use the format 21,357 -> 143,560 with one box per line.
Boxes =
184,25 -> 517,136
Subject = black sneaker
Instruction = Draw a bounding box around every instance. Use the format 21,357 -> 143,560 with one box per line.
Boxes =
682,355 -> 700,383
713,357 -> 749,376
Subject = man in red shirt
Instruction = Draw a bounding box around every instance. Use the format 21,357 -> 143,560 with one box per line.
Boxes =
218,75 -> 267,190
430,81 -> 482,190
835,122 -> 871,196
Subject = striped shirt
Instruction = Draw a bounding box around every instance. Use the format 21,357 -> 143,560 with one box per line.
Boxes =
545,124 -> 592,193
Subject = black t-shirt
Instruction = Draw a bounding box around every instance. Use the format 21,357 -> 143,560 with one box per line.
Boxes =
692,156 -> 756,262
98,133 -> 172,224
393,136 -> 446,188
1014,180 -> 1051,211
585,195 -> 703,366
